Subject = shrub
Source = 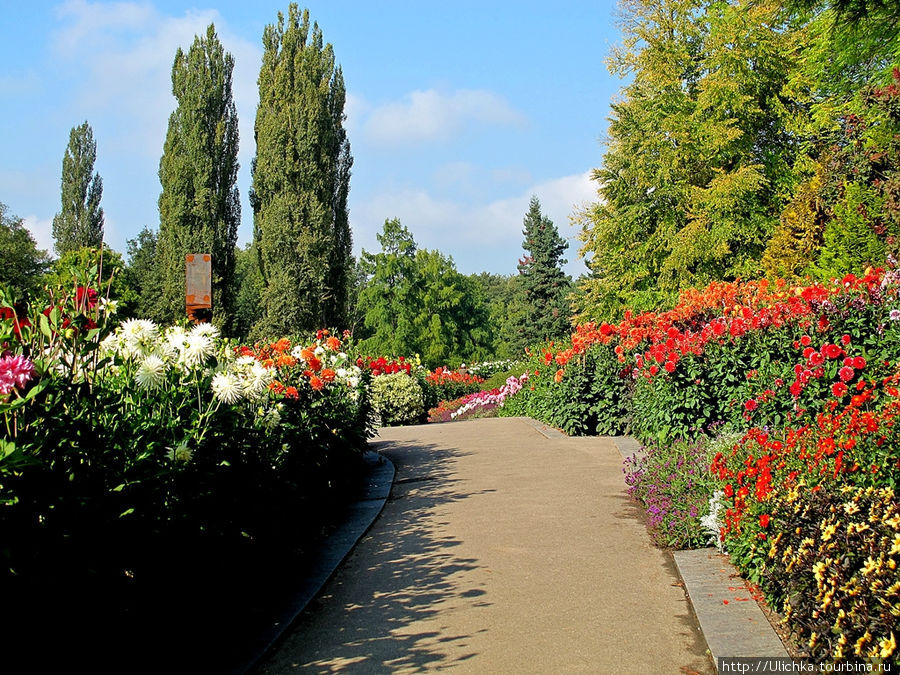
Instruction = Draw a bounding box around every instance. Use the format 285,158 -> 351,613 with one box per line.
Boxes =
624,433 -> 736,549
763,484 -> 899,664
501,342 -> 632,436
370,372 -> 424,426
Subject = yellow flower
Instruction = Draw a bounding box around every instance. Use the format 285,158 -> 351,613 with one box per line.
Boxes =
855,631 -> 872,656
844,502 -> 860,515
821,523 -> 838,541
812,561 -> 827,583
808,632 -> 818,649
861,556 -> 879,577
891,534 -> 900,556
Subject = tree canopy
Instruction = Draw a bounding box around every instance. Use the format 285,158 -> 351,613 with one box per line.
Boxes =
52,122 -> 104,256
157,24 -> 240,331
251,4 -> 352,337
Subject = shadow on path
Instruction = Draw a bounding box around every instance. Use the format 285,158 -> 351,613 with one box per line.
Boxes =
261,439 -> 494,672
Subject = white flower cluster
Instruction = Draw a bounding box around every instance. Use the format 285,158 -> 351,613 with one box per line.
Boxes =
211,355 -> 275,404
700,490 -> 727,553
101,320 -> 223,390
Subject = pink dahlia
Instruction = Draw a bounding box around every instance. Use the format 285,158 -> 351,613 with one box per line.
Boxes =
0,354 -> 36,395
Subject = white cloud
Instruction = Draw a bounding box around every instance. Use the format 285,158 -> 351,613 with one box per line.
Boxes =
352,170 -> 598,276
22,215 -> 54,254
51,1 -> 261,163
361,89 -> 526,146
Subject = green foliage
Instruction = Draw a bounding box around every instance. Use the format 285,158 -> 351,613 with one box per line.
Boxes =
157,24 -> 240,332
251,4 -> 352,337
357,219 -> 493,368
52,121 -> 104,256
46,247 -> 133,316
501,343 -> 632,436
467,272 -> 525,359
0,203 -> 49,298
123,226 -> 164,322
370,372 -> 424,426
232,243 -> 264,340
516,196 -> 572,351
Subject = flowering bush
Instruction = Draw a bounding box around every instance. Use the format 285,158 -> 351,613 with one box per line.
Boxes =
624,433 -> 736,549
370,371 -> 425,426
421,366 -> 484,410
760,484 -> 899,663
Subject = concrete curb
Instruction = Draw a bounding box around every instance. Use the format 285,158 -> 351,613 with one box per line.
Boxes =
513,416 -> 568,439
674,549 -> 789,671
237,450 -> 395,673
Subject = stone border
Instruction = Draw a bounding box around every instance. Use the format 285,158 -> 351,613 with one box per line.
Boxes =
236,450 -> 395,673
674,549 -> 789,671
511,415 -> 568,439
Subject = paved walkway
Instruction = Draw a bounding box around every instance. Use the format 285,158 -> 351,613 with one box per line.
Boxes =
258,417 -> 715,674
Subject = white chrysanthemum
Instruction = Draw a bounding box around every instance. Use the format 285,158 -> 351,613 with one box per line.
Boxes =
121,318 -> 159,342
135,354 -> 167,390
99,333 -> 120,357
234,355 -> 257,369
181,333 -> 214,367
99,298 -> 118,315
167,440 -> 192,462
243,362 -> 272,399
290,345 -> 305,360
211,371 -> 242,404
190,322 -> 220,339
314,345 -> 325,358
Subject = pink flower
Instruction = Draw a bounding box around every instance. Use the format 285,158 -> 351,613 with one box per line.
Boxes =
0,354 -> 36,395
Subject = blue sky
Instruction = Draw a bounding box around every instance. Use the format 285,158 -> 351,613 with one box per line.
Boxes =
1,0 -> 622,277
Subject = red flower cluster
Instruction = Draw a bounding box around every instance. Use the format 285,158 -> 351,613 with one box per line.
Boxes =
357,355 -> 412,377
541,269 -> 887,382
425,366 -> 484,387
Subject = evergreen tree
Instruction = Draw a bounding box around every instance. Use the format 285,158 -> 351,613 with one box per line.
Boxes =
251,4 -> 353,337
52,122 -> 104,256
233,243 -> 265,339
516,196 -> 572,350
157,24 -> 240,331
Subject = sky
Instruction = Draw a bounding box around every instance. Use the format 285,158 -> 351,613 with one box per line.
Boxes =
0,0 -> 623,278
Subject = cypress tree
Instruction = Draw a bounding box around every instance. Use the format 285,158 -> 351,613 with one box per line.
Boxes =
250,4 -> 353,337
52,121 -> 104,256
157,24 -> 240,330
516,196 -> 572,349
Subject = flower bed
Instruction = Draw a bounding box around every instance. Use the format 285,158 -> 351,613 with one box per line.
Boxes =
500,264 -> 900,663
0,278 -> 373,662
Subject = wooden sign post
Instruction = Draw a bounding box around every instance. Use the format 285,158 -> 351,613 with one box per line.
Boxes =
186,253 -> 212,323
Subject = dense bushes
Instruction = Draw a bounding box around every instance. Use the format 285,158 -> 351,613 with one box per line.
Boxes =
501,342 -> 632,435
370,371 -> 425,426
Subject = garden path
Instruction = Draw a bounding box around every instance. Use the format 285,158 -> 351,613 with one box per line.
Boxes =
258,417 -> 714,674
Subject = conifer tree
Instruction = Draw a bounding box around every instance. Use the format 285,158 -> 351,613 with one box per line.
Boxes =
250,4 -> 352,337
52,121 -> 104,256
516,196 -> 572,350
157,24 -> 240,330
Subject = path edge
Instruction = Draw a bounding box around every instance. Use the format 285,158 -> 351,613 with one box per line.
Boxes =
237,450 -> 395,673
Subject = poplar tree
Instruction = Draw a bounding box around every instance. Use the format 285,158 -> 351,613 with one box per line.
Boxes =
516,196 -> 572,350
52,122 -> 104,256
157,24 -> 240,329
250,4 -> 353,337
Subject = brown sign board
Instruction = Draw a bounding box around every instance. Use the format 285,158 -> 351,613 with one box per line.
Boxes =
186,253 -> 212,322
